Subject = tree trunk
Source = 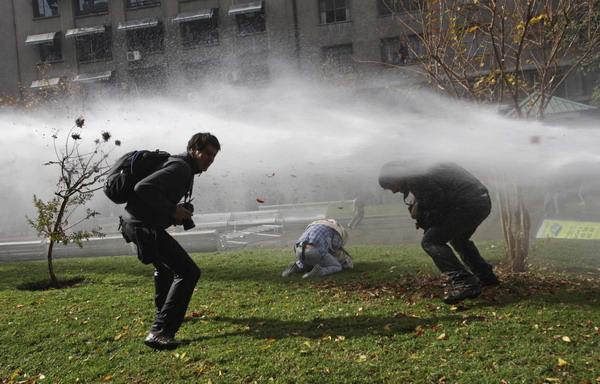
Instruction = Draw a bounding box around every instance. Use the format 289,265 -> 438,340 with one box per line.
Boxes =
47,196 -> 69,288
497,181 -> 530,272
46,240 -> 61,288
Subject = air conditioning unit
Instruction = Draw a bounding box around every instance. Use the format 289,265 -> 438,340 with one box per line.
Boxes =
126,51 -> 142,62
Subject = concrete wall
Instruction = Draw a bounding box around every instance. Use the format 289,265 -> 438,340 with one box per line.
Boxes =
0,0 -> 22,99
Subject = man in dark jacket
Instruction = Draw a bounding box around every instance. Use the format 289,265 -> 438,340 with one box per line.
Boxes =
379,161 -> 500,305
120,133 -> 220,349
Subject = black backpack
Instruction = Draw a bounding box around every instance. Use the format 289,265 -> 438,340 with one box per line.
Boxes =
103,150 -> 170,204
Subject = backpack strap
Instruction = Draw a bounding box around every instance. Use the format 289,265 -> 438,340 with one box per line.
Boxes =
184,179 -> 194,204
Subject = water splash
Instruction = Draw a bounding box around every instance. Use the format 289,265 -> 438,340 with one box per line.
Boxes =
1,76 -> 599,238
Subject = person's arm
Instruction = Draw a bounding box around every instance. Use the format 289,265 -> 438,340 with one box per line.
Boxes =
410,176 -> 445,211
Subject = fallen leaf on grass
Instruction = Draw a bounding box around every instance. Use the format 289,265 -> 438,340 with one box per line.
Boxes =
437,333 -> 447,340
544,378 -> 560,382
557,358 -> 568,367
101,376 -> 112,382
561,336 -> 571,343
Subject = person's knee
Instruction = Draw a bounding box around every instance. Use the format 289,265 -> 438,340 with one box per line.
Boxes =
188,264 -> 201,283
421,236 -> 435,252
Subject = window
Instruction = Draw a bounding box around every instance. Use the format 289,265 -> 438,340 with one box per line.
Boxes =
408,34 -> 424,58
33,0 -> 58,18
322,44 -> 354,74
40,40 -> 63,63
377,0 -> 420,16
381,37 -> 409,65
236,12 -> 266,36
126,26 -> 164,54
126,0 -> 160,9
319,0 -> 350,24
75,32 -> 112,63
381,36 -> 422,65
179,11 -> 219,47
228,1 -> 266,36
75,0 -> 108,16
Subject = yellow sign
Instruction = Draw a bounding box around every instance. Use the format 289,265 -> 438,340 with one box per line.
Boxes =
536,219 -> 600,240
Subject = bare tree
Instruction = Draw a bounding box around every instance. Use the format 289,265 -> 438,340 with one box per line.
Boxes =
380,0 -> 598,271
389,0 -> 599,118
26,117 -> 120,288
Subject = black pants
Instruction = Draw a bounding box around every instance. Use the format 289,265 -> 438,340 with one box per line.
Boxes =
421,196 -> 493,288
121,218 -> 201,337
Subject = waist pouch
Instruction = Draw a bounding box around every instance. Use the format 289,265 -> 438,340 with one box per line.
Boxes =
121,219 -> 159,265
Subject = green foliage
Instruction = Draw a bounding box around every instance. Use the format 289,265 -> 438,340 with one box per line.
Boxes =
0,242 -> 598,383
27,195 -> 104,247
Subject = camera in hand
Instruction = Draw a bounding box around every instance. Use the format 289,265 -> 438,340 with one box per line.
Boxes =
181,202 -> 195,231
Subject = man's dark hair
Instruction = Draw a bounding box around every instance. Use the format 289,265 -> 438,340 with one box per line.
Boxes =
187,133 -> 221,152
378,161 -> 404,189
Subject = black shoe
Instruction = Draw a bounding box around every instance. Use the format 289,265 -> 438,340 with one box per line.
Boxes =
478,274 -> 501,287
442,286 -> 483,305
144,333 -> 181,350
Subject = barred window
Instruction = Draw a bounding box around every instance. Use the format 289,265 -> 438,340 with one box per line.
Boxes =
33,0 -> 59,18
319,0 -> 350,24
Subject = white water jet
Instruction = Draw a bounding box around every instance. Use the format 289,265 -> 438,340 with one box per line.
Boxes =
1,75 -> 599,239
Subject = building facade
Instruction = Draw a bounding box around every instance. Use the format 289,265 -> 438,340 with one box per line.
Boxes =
2,0 -> 422,100
1,0 -> 596,103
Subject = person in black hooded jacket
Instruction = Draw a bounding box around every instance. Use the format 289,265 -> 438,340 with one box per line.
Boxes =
379,161 -> 500,304
120,132 -> 220,349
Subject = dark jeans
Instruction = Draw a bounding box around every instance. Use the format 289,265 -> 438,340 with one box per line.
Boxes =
121,218 -> 201,337
421,197 -> 493,288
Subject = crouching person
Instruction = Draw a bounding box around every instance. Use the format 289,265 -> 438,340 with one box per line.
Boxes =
282,219 -> 353,278
378,161 -> 500,305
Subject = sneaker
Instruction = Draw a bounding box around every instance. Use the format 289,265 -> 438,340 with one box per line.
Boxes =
478,273 -> 501,287
442,286 -> 483,305
143,332 -> 181,350
282,261 -> 302,277
302,264 -> 323,278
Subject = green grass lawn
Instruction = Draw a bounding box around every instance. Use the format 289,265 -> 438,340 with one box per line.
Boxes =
1,241 -> 599,383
